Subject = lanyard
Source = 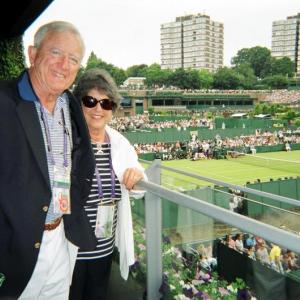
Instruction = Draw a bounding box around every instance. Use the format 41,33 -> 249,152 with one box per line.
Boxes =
94,148 -> 116,199
40,106 -> 69,167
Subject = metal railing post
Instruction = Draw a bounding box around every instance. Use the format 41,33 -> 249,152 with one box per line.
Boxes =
145,159 -> 162,300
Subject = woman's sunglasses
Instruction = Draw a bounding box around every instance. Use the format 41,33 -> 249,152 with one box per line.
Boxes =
82,95 -> 117,111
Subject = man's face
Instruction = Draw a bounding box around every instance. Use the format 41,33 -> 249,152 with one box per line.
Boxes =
28,31 -> 83,95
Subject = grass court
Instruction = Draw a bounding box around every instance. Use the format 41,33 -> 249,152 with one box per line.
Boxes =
157,150 -> 300,191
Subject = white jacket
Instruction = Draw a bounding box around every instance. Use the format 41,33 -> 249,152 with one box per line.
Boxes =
105,126 -> 146,280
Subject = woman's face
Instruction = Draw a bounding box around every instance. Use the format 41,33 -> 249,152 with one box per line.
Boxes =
82,88 -> 113,134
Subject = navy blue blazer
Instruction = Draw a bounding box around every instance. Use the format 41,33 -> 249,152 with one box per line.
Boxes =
0,72 -> 97,299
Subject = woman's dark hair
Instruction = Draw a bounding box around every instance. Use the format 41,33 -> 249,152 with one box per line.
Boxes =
73,68 -> 121,109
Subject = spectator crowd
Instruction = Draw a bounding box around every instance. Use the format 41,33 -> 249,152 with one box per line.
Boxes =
132,130 -> 300,161
222,233 -> 300,274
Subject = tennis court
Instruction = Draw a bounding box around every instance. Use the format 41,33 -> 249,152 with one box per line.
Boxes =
159,150 -> 300,190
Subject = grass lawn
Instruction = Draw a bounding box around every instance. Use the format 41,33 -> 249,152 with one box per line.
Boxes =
155,150 -> 300,191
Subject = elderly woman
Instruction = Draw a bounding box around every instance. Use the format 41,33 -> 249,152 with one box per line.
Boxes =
69,68 -> 146,300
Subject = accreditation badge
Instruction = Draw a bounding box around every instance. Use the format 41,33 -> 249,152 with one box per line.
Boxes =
53,166 -> 71,214
94,202 -> 115,239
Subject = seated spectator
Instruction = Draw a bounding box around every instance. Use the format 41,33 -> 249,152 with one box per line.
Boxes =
224,234 -> 236,249
247,246 -> 256,260
256,243 -> 270,265
286,250 -> 299,270
282,251 -> 295,272
269,243 -> 284,273
235,233 -> 244,253
198,254 -> 217,272
245,234 -> 256,249
229,198 -> 237,212
250,144 -> 257,155
285,142 -> 291,151
233,192 -> 244,214
255,236 -> 265,250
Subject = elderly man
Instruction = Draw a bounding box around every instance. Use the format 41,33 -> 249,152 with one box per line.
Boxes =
0,21 -> 96,299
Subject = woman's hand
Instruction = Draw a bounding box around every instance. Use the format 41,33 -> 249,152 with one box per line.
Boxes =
122,168 -> 144,190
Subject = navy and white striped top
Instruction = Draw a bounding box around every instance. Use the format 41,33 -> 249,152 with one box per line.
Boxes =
77,142 -> 121,260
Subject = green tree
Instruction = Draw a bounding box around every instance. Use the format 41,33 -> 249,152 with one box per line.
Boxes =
233,63 -> 257,89
270,57 -> 294,77
262,75 -> 288,89
85,52 -> 126,86
231,46 -> 272,78
168,68 -> 200,89
253,103 -> 271,115
74,66 -> 85,85
0,36 -> 25,80
126,64 -> 148,78
198,69 -> 214,89
85,51 -> 104,69
269,103 -> 282,116
109,66 -> 126,86
253,103 -> 283,116
144,63 -> 171,87
281,109 -> 298,122
213,67 -> 241,89
185,69 -> 201,89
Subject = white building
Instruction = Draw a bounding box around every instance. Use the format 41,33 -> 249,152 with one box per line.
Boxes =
271,13 -> 300,77
122,77 -> 146,88
160,14 -> 224,72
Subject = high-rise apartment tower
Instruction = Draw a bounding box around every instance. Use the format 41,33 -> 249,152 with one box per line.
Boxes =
271,13 -> 300,77
160,14 -> 224,72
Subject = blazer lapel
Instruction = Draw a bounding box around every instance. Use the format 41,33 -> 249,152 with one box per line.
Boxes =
68,91 -> 95,178
16,101 -> 50,188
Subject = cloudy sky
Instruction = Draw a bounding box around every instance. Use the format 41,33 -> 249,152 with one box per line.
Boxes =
23,0 -> 300,69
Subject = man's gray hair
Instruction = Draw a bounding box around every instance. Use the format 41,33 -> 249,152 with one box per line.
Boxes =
34,21 -> 85,57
